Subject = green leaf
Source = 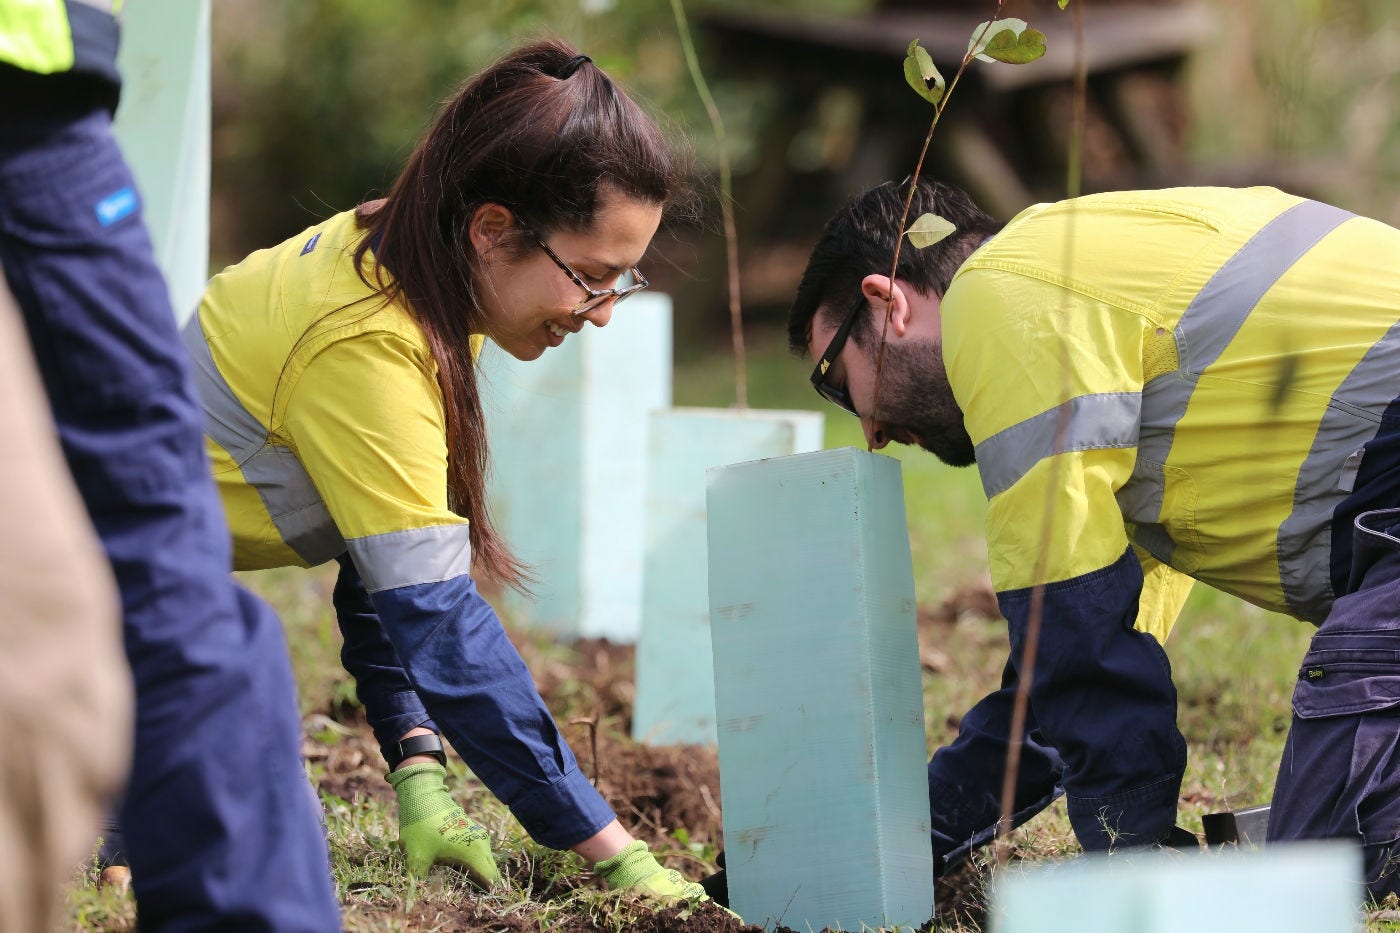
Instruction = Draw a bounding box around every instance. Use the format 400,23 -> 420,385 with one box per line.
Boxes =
983,26 -> 1047,64
967,17 -> 1027,62
903,39 -> 945,105
905,212 -> 957,249
1059,0 -> 1070,7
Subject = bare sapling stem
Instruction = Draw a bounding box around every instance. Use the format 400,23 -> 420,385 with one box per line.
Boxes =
570,712 -> 601,785
671,0 -> 748,409
1066,0 -> 1087,201
868,0 -> 1006,452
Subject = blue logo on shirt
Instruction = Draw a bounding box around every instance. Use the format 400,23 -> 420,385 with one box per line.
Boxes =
300,232 -> 323,255
95,187 -> 138,227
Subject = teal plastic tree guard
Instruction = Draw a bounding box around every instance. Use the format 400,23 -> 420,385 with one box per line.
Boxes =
633,408 -> 825,747
480,292 -> 672,641
112,0 -> 210,325
992,841 -> 1362,933
707,447 -> 934,931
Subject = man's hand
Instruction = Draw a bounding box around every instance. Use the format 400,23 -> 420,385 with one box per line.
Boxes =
594,840 -> 708,905
386,762 -> 500,887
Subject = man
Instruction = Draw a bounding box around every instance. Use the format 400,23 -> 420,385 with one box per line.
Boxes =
788,178 -> 1400,898
0,2 -> 340,928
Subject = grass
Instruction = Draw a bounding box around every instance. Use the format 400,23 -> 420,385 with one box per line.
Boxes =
63,332 -> 1397,931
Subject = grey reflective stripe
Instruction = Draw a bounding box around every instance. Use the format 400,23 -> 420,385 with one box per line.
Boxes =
1119,200 -> 1355,537
1277,318 -> 1400,622
242,447 -> 344,564
976,393 -> 1141,499
181,315 -> 265,460
347,525 -> 473,593
181,316 -> 345,565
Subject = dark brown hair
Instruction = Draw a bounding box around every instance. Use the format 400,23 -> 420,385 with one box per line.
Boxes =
788,177 -> 1002,354
353,39 -> 687,590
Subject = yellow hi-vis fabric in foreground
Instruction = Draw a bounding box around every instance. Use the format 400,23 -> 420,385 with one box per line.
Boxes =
185,210 -> 483,593
943,186 -> 1400,632
0,1 -> 121,81
0,0 -> 74,73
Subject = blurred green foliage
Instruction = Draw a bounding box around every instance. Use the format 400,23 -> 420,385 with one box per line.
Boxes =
208,0 -> 1400,335
209,0 -> 870,263
1187,0 -> 1400,223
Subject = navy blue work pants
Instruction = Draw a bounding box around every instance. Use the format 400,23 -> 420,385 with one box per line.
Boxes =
1271,507 -> 1400,900
0,103 -> 340,930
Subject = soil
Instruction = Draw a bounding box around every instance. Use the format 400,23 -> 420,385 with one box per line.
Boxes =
306,622 -> 988,932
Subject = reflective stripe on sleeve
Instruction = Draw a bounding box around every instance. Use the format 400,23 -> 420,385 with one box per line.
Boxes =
975,392 -> 1141,500
181,314 -> 264,461
182,315 -> 345,565
347,524 -> 473,593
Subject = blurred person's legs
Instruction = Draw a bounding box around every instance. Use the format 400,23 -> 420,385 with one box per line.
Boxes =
0,101 -> 341,930
0,266 -> 130,933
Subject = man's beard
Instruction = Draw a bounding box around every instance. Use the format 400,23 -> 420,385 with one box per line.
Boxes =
868,337 -> 976,467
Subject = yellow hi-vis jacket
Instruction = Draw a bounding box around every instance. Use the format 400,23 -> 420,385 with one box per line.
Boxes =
186,209 -> 470,581
183,211 -> 615,850
927,186 -> 1400,863
0,1 -> 122,89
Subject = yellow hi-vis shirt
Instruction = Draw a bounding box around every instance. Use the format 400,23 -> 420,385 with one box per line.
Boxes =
0,1 -> 121,82
928,187 -> 1400,860
184,210 -> 482,592
943,186 -> 1400,635
186,214 -> 618,849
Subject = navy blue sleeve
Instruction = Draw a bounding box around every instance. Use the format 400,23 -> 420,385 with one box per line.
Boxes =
332,555 -> 437,759
368,573 -> 616,850
929,546 -> 1186,862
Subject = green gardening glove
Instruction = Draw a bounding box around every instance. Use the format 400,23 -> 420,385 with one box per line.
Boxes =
594,840 -> 709,906
386,762 -> 501,887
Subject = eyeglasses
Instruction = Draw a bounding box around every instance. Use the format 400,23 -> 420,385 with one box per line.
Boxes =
809,292 -> 866,416
529,231 -> 649,315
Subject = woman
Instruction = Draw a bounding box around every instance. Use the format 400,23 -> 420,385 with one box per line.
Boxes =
183,40 -> 705,903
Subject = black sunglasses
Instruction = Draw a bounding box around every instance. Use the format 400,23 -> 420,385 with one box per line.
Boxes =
809,292 -> 867,415
529,231 -> 649,315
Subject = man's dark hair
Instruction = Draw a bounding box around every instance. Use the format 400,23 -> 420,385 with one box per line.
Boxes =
788,178 -> 1002,353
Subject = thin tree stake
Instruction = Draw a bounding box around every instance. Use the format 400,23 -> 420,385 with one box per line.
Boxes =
671,0 -> 748,408
994,0 -> 1088,865
569,712 -> 601,786
868,2 -> 1006,450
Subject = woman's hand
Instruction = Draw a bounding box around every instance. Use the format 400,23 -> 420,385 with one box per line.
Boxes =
387,762 -> 500,888
593,840 -> 709,905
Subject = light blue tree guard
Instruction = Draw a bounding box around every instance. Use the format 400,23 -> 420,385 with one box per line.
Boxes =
992,841 -> 1362,933
480,292 -> 672,641
707,447 -> 934,931
112,0 -> 211,325
633,408 -> 824,746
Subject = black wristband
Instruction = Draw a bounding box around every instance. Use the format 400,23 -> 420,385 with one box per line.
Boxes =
388,732 -> 446,771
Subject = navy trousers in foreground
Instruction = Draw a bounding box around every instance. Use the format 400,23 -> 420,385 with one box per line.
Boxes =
0,102 -> 340,931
